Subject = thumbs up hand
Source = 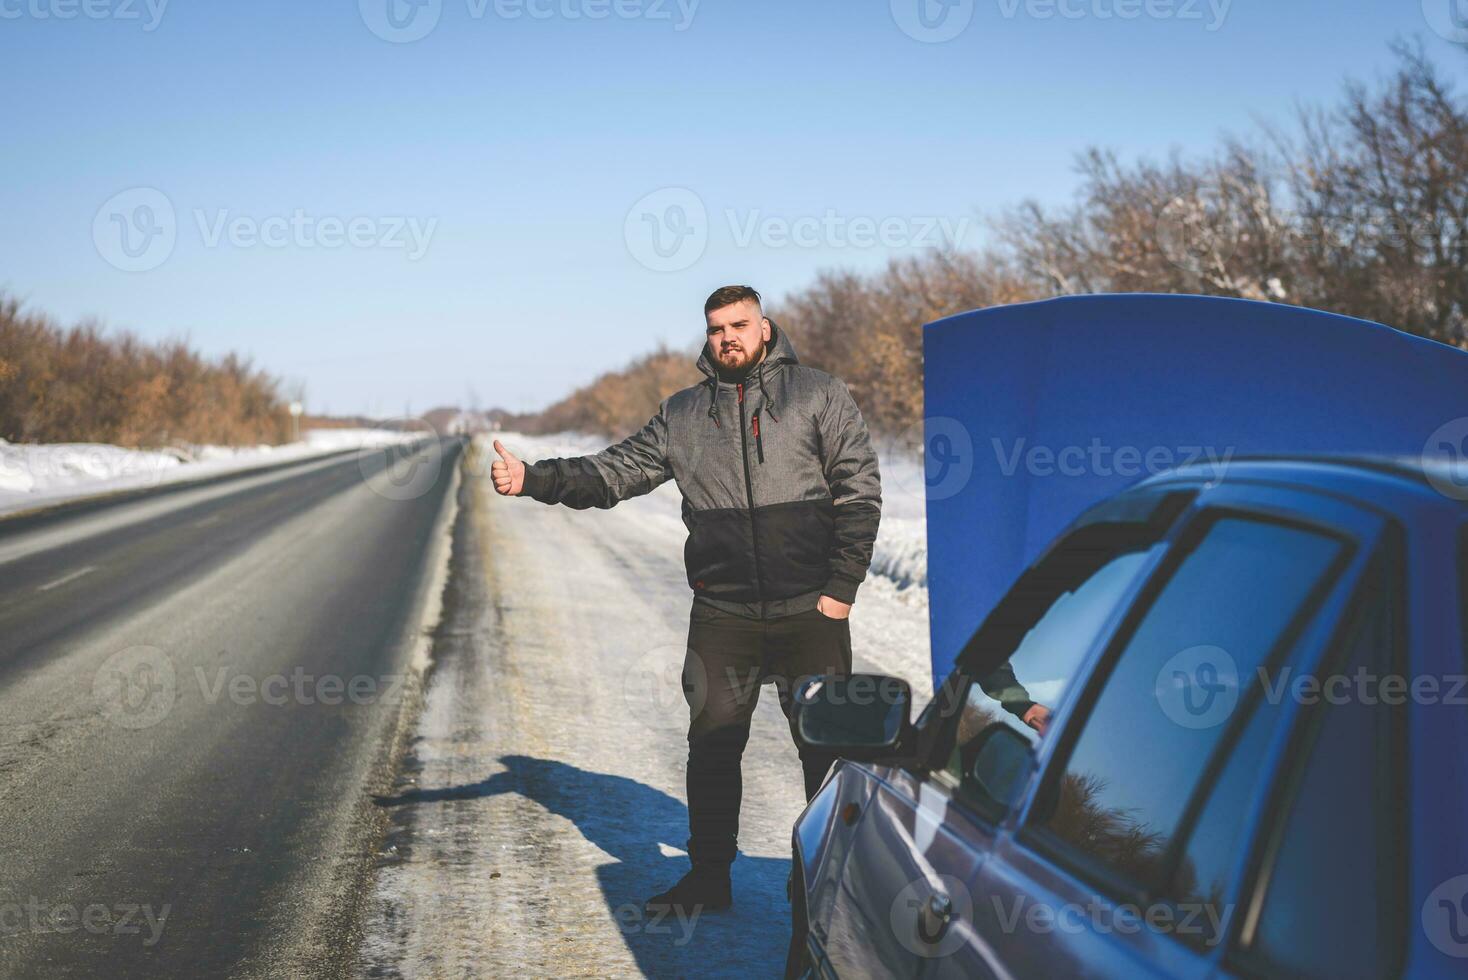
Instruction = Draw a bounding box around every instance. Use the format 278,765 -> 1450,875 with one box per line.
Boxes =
490,439 -> 526,496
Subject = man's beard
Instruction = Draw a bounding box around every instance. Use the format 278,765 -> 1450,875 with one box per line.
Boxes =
714,341 -> 764,378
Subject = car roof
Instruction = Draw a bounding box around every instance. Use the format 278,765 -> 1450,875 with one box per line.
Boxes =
1137,454 -> 1468,518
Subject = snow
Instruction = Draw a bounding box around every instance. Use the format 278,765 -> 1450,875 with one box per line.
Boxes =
0,428 -> 418,517
491,430 -> 937,698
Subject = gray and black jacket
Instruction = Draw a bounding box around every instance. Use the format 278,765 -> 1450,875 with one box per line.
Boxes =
520,323 -> 882,618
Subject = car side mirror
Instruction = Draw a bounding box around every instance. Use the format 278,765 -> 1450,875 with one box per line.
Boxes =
963,722 -> 1036,812
794,674 -> 911,761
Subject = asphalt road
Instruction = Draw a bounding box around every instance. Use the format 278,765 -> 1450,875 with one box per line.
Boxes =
0,438 -> 463,979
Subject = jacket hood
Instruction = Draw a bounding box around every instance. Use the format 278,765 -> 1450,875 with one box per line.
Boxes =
695,319 -> 800,381
696,319 -> 799,428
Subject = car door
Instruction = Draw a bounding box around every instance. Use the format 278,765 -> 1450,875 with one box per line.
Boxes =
967,482 -> 1395,979
822,487 -> 1194,978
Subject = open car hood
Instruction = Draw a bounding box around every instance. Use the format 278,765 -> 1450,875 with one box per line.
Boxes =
922,293 -> 1468,685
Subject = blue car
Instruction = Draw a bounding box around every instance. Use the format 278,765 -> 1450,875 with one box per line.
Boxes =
789,455 -> 1468,979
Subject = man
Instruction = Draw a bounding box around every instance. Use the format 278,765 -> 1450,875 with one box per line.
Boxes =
490,285 -> 881,915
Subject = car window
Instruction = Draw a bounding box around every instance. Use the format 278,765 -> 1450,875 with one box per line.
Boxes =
1030,516 -> 1346,894
943,550 -> 1155,808
1244,537 -> 1407,978
1171,532 -> 1403,952
1166,687 -> 1281,948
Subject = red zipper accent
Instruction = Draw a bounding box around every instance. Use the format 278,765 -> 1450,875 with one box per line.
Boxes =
737,383 -> 744,404
751,414 -> 759,438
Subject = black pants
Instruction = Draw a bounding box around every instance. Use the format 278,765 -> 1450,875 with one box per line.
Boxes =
681,601 -> 853,868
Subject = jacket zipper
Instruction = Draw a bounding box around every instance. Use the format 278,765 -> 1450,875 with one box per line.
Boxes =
752,412 -> 764,463
736,383 -> 765,597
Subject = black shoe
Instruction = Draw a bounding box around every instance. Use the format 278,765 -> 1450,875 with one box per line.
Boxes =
644,865 -> 732,916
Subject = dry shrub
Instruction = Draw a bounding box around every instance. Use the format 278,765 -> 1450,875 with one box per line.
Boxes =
0,296 -> 292,447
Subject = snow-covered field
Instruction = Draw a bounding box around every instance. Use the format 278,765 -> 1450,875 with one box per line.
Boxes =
490,431 -> 936,697
0,428 -> 417,517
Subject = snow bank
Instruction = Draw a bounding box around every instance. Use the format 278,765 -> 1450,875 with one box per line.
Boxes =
0,427 -> 417,517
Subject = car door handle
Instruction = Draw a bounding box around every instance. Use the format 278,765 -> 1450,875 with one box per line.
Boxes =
916,893 -> 954,945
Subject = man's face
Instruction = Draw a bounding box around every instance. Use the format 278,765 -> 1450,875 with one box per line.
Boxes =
705,299 -> 771,374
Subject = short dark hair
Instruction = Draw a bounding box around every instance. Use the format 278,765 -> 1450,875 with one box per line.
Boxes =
704,285 -> 762,317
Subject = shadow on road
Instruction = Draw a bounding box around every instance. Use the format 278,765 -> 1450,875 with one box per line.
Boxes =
374,754 -> 791,978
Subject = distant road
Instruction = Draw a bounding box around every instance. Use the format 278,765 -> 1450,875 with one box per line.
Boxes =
0,438 -> 463,978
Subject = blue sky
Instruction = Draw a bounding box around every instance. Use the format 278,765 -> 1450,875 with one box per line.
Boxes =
2,0 -> 1464,416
